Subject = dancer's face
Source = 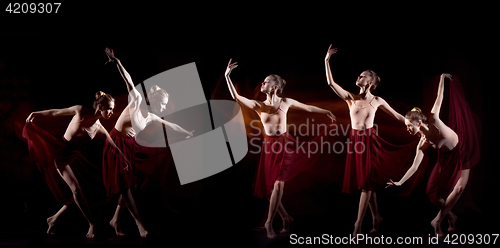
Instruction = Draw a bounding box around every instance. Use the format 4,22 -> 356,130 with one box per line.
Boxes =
356,71 -> 374,88
98,101 -> 114,119
405,118 -> 421,135
152,96 -> 168,114
261,76 -> 278,94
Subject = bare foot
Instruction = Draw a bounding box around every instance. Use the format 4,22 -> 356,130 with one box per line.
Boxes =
264,222 -> 277,239
447,212 -> 457,232
47,216 -> 56,234
370,216 -> 383,234
280,216 -> 294,233
431,218 -> 444,237
137,223 -> 148,238
353,222 -> 362,236
86,224 -> 95,239
110,219 -> 125,236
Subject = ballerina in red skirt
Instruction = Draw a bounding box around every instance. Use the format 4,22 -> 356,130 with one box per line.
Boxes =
387,73 -> 480,236
103,48 -> 193,237
224,59 -> 335,238
24,91 -> 127,238
325,45 -> 422,235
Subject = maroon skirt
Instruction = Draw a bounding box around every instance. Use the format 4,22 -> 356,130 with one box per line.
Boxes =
253,128 -> 329,198
102,128 -> 136,196
426,145 -> 462,203
342,128 -> 423,194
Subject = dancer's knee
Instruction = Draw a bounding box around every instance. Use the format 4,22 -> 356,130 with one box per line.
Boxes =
273,181 -> 284,191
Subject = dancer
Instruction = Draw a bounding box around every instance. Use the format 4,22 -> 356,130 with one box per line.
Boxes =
325,45 -> 421,235
386,73 -> 480,236
103,48 -> 193,237
24,91 -> 125,238
225,59 -> 335,238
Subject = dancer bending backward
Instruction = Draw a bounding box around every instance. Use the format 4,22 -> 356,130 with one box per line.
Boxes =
325,45 -> 422,235
103,48 -> 193,237
225,59 -> 335,238
387,73 -> 480,236
25,92 -> 126,238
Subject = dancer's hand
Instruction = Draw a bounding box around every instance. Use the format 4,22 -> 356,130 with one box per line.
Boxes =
186,130 -> 194,139
26,112 -> 35,123
104,47 -> 118,65
325,44 -> 338,62
441,73 -> 452,80
327,111 -> 336,123
385,179 -> 401,188
225,58 -> 238,77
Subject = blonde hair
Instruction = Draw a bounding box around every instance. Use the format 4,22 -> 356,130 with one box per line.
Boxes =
405,107 -> 427,122
93,91 -> 114,109
149,85 -> 169,100
268,74 -> 287,95
364,70 -> 381,92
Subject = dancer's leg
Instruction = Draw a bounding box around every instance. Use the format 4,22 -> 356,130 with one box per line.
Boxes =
354,189 -> 372,235
47,203 -> 70,234
277,201 -> 294,233
121,188 -> 148,238
368,191 -> 383,233
57,163 -> 96,238
265,180 -> 285,238
431,169 -> 469,236
109,195 -> 125,236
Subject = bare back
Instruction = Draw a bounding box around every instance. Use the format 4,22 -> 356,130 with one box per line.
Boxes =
425,115 -> 459,152
256,98 -> 291,136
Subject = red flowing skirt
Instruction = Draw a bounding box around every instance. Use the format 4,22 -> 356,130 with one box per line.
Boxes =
342,128 -> 423,194
102,128 -> 136,196
23,122 -> 106,205
426,145 -> 462,203
253,128 -> 329,198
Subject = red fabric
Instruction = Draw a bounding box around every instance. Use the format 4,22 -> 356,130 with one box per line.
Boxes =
425,77 -> 481,202
102,128 -> 135,196
342,128 -> 424,194
22,122 -> 106,205
253,127 -> 330,198
133,140 -> 173,188
426,145 -> 461,203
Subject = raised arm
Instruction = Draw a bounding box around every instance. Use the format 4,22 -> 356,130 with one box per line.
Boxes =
386,137 -> 428,187
105,48 -> 142,103
288,98 -> 336,122
325,45 -> 353,101
224,59 -> 262,111
26,105 -> 81,123
430,73 -> 452,119
377,97 -> 406,124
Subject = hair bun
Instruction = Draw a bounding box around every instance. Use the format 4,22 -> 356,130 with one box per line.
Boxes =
150,85 -> 161,94
95,91 -> 106,99
411,107 -> 422,113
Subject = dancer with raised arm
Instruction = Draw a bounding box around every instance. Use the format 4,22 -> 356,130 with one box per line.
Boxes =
225,59 -> 335,238
24,91 -> 125,238
386,73 -> 480,236
103,48 -> 193,238
325,45 -> 422,235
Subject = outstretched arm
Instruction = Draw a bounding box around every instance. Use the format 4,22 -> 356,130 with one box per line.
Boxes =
386,137 -> 428,187
105,48 -> 142,104
149,114 -> 194,138
26,105 -> 81,123
430,73 -> 452,119
378,98 -> 406,124
97,123 -> 132,171
325,45 -> 353,101
224,59 -> 262,111
288,98 -> 336,122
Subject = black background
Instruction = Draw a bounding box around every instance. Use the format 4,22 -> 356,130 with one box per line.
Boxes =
0,3 -> 496,247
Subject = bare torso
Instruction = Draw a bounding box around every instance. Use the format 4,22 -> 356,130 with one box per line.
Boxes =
63,109 -> 102,143
423,116 -> 459,152
256,98 -> 290,136
114,105 -> 153,138
347,96 -> 380,130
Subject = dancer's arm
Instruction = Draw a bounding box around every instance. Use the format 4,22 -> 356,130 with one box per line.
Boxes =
325,45 -> 353,101
386,137 -> 428,187
288,98 -> 336,122
105,48 -> 142,104
430,73 -> 452,119
377,98 -> 406,124
149,113 -> 194,138
224,59 -> 262,110
26,105 -> 81,123
97,122 -> 132,170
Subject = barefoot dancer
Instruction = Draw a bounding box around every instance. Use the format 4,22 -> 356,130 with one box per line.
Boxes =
225,59 -> 335,238
103,48 -> 193,237
24,91 -> 126,238
325,45 -> 422,235
387,74 -> 480,236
